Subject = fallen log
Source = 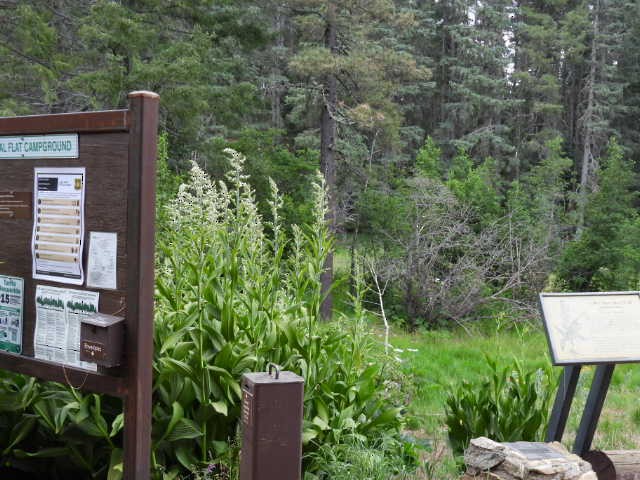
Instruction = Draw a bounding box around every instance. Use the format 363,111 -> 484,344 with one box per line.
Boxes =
599,450 -> 640,480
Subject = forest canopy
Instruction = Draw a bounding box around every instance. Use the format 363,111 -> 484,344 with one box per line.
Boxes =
2,0 -> 639,326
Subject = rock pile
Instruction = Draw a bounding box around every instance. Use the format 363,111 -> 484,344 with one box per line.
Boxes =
462,437 -> 597,480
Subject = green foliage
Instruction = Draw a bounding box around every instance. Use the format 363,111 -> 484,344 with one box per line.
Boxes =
207,129 -> 318,227
632,406 -> 640,429
558,138 -> 639,290
156,133 -> 184,210
305,436 -> 419,480
415,136 -> 443,179
155,150 -> 404,475
446,151 -> 502,227
502,137 -> 573,278
521,137 -> 572,213
0,375 -> 123,478
444,356 -> 556,456
0,1 -> 267,160
0,149 -> 407,479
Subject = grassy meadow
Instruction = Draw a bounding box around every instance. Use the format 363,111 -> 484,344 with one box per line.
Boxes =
334,238 -> 640,477
385,324 -> 640,478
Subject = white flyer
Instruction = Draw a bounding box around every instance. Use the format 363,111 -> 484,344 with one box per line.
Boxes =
32,167 -> 86,285
0,275 -> 24,354
34,285 -> 98,371
87,232 -> 117,290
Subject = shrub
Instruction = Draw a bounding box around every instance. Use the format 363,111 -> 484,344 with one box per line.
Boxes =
444,356 -> 556,456
0,149 -> 406,479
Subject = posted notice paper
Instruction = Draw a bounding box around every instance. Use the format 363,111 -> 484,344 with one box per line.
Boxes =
0,275 -> 24,353
32,167 -> 86,285
35,285 -> 98,371
87,232 -> 117,290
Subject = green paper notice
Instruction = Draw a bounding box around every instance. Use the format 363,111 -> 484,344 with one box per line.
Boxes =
0,275 -> 24,353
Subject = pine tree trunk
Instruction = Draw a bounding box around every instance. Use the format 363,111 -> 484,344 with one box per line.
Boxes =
270,4 -> 285,129
577,0 -> 599,237
320,1 -> 337,321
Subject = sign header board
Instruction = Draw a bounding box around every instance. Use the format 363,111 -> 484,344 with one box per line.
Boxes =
540,292 -> 640,365
0,134 -> 78,159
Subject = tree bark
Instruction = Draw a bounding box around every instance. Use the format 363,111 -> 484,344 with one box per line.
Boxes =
577,0 -> 600,237
270,3 -> 285,129
320,1 -> 337,321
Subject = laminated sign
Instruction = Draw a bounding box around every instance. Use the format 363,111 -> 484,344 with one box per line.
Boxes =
0,275 -> 23,353
32,167 -> 86,285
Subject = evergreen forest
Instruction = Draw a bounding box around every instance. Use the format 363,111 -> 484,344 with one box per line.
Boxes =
3,0 -> 639,324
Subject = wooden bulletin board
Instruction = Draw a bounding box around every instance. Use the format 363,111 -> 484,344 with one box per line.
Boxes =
0,91 -> 159,480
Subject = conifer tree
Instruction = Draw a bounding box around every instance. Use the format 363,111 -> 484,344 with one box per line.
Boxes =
510,1 -> 568,177
432,0 -> 516,167
558,138 -> 638,290
0,1 -> 268,158
559,0 -> 626,231
286,0 -> 428,317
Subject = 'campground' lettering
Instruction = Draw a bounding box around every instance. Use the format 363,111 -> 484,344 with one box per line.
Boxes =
0,135 -> 78,159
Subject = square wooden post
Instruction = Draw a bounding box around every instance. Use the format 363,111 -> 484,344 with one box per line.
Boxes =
124,91 -> 159,480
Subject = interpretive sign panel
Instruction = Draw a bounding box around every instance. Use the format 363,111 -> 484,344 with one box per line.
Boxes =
540,292 -> 640,365
0,92 -> 159,480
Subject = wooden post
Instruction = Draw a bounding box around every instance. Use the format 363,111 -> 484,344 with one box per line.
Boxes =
124,91 -> 159,480
582,450 -> 616,480
240,368 -> 304,480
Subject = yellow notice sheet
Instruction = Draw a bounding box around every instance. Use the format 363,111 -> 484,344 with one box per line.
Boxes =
32,168 -> 85,285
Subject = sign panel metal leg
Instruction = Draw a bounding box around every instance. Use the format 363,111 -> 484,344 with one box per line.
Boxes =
546,365 -> 581,442
573,364 -> 615,457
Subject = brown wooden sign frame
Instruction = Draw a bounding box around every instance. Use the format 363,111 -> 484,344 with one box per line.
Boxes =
0,91 -> 159,480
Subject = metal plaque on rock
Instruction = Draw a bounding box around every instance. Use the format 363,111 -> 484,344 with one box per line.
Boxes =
503,442 -> 568,461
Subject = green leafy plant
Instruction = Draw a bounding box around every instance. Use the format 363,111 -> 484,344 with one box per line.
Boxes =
304,435 -> 418,480
444,356 -> 556,456
0,148 -> 407,479
153,151 -> 405,474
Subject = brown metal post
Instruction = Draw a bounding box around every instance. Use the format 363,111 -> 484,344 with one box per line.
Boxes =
240,367 -> 304,480
124,91 -> 159,480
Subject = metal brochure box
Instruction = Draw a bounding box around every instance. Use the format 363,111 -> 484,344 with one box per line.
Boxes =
240,368 -> 304,480
80,313 -> 124,367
